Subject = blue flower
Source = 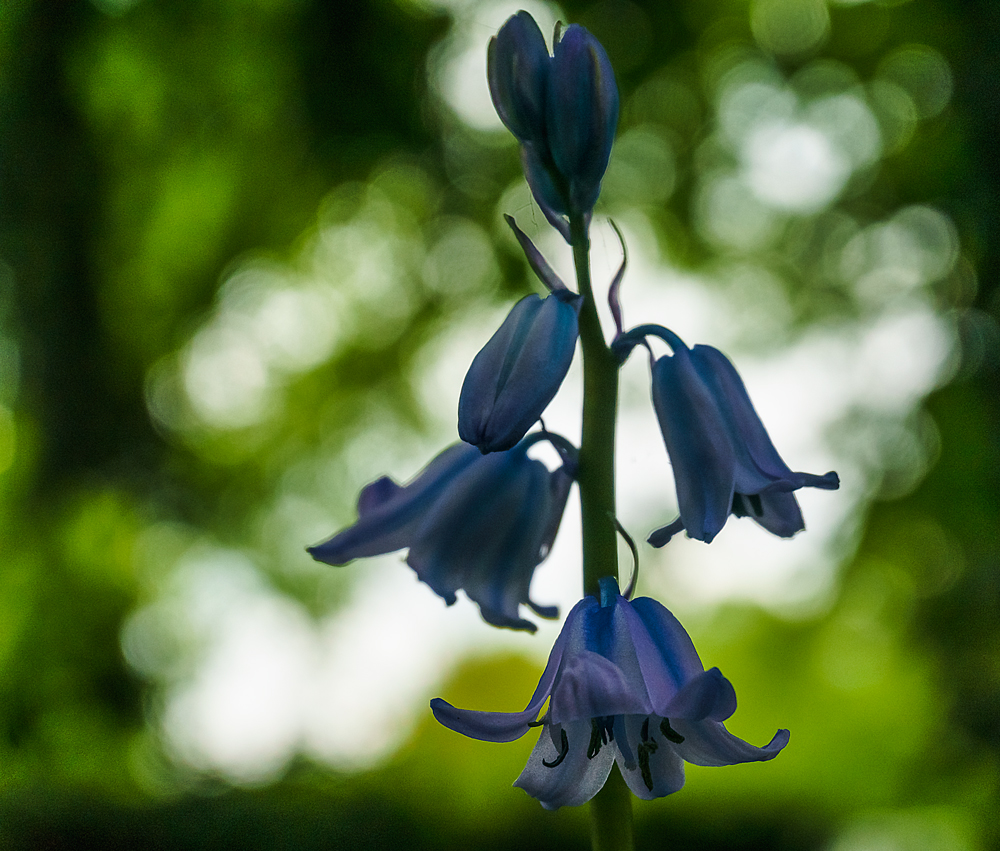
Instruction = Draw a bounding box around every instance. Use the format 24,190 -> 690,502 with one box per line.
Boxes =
487,11 -> 550,145
459,292 -> 579,453
488,13 -> 618,238
459,217 -> 581,454
431,577 -> 788,809
308,437 -> 575,632
546,24 -> 619,217
614,325 -> 839,545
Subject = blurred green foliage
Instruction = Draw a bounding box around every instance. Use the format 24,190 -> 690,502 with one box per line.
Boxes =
1,0 -> 999,849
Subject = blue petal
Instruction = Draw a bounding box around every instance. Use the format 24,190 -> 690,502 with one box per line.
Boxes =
627,595 -> 708,708
307,443 -> 480,565
430,696 -> 542,744
457,457 -> 556,630
430,596 -> 582,742
459,294 -> 579,454
548,651 -> 650,724
355,476 -> 402,515
690,345 -> 839,496
617,714 -> 686,800
546,24 -> 618,214
537,464 -> 574,564
646,517 -> 685,548
487,12 -> 550,144
663,667 -> 737,722
651,347 -> 736,542
732,490 -> 804,538
406,449 -> 550,630
521,143 -> 571,241
670,720 -> 790,767
521,462 -> 575,622
515,720 -> 614,809
573,582 -> 651,706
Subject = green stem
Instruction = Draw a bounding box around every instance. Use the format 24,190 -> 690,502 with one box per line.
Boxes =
590,766 -> 635,851
570,213 -> 633,851
571,214 -> 620,598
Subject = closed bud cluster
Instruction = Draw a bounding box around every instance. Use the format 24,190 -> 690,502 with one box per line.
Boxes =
489,12 -> 619,238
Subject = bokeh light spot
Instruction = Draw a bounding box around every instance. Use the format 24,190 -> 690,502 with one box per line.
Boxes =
751,0 -> 830,57
744,120 -> 850,212
878,44 -> 953,119
602,127 -> 677,206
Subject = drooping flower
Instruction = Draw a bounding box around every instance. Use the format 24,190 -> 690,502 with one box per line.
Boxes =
459,217 -> 581,454
613,325 -> 839,545
488,12 -> 619,238
308,436 -> 576,632
431,577 -> 788,809
459,292 -> 579,453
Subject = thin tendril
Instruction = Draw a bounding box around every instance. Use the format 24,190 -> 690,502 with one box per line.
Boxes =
609,513 -> 639,599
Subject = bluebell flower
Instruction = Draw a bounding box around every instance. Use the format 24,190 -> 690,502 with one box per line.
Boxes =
459,292 -> 580,453
460,217 -> 581,454
546,24 -> 619,217
488,13 -> 618,238
487,11 -> 550,145
432,577 -> 788,809
614,325 -> 839,545
308,436 -> 576,632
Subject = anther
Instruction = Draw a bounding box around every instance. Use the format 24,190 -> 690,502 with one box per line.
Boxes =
659,717 -> 685,744
637,717 -> 659,791
638,743 -> 655,791
587,717 -> 614,759
543,728 -> 569,768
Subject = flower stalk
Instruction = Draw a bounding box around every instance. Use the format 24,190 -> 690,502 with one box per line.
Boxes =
569,213 -> 631,845
571,213 -> 620,600
590,767 -> 634,851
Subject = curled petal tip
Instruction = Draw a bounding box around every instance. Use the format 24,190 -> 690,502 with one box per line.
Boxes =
768,728 -> 791,754
528,600 -> 560,619
816,471 -> 840,489
647,517 -> 685,548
